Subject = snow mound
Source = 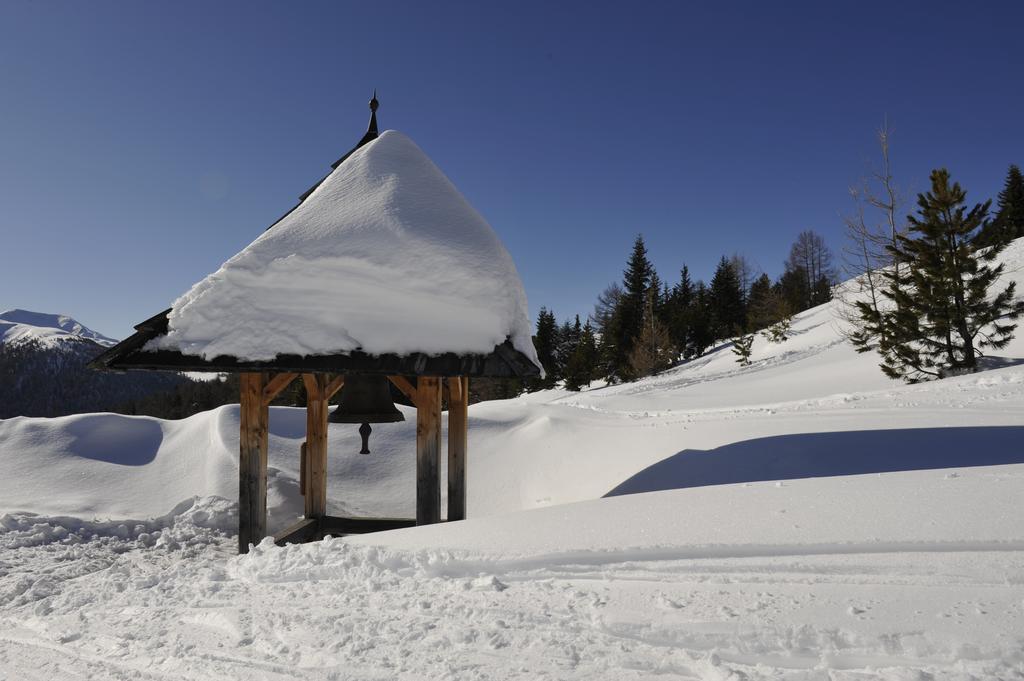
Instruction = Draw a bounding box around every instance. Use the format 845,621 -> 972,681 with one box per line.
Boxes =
0,496 -> 235,553
0,309 -> 117,348
150,130 -> 540,368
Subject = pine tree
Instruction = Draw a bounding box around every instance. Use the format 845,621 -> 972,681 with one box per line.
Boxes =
762,314 -> 793,343
878,169 -> 1024,382
977,165 -> 1024,247
776,266 -> 808,315
995,164 -> 1024,242
690,281 -> 714,356
709,256 -> 746,339
530,307 -> 560,389
628,288 -> 675,378
746,273 -> 774,331
649,270 -> 664,318
732,333 -> 754,366
610,235 -> 654,380
667,265 -> 694,356
554,316 -> 581,379
565,321 -> 599,391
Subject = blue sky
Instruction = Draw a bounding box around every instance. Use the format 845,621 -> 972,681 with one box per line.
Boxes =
1,1 -> 1022,338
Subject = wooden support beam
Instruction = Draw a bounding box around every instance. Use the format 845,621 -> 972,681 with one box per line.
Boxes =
388,375 -> 419,407
239,372 -> 269,553
447,376 -> 469,522
415,377 -> 442,525
320,515 -> 418,535
302,374 -> 330,519
324,374 -> 345,400
273,518 -> 319,546
262,372 -> 298,406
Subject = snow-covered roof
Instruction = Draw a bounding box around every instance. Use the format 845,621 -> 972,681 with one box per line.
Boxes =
146,129 -> 539,371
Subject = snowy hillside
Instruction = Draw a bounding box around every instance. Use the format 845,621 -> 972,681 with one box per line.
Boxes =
0,309 -> 117,348
1,240 -> 1023,678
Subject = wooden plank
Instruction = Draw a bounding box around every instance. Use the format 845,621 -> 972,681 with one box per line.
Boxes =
303,373 -> 329,519
320,515 -> 418,535
262,372 -> 298,405
388,375 -> 419,407
324,374 -> 345,400
238,372 -> 269,553
447,376 -> 469,521
273,518 -> 319,546
299,441 -> 307,496
416,377 -> 442,525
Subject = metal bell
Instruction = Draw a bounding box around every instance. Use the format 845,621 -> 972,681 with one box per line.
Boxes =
329,375 -> 405,454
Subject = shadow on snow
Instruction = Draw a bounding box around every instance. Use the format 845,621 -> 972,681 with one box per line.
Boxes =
604,426 -> 1024,497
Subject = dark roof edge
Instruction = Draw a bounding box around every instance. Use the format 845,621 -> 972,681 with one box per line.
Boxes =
90,316 -> 539,379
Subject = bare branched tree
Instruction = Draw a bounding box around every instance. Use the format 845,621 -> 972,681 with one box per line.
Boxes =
590,281 -> 623,336
785,230 -> 836,308
836,121 -> 906,350
729,253 -> 761,304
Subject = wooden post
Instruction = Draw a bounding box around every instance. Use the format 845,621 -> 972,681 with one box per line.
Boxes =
416,377 -> 442,525
447,376 -> 469,521
303,374 -> 330,520
239,372 -> 269,554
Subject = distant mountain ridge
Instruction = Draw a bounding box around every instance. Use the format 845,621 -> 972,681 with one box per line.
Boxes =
0,309 -> 118,348
0,309 -> 191,418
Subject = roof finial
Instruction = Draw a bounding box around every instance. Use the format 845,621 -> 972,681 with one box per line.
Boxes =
324,92 -> 381,172
365,89 -> 379,139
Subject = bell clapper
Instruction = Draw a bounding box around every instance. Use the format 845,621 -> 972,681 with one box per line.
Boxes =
358,423 -> 372,455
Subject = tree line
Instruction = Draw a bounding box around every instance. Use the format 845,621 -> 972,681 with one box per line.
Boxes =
529,229 -> 837,390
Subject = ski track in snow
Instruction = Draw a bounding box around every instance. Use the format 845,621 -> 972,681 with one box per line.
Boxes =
1,520 -> 1023,681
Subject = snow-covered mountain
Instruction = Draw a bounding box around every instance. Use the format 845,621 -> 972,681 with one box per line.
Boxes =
0,309 -> 187,418
0,242 -> 1022,678
0,308 -> 118,348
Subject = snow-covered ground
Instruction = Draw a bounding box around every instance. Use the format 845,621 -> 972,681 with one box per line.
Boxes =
1,241 -> 1023,679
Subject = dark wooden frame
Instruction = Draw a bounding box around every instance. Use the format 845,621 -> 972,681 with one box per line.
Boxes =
236,371 -> 475,554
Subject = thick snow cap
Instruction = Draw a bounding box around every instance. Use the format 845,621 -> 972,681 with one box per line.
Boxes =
152,131 -> 540,370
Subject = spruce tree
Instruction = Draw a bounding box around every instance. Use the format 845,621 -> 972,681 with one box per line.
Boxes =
668,265 -> 694,356
732,333 -> 754,366
762,313 -> 793,343
531,307 -> 560,389
776,266 -> 809,314
878,169 -> 1023,382
565,321 -> 599,391
649,270 -> 664,318
690,281 -> 714,356
611,235 -> 654,380
977,164 -> 1024,247
554,316 -> 581,379
746,273 -> 774,331
709,256 -> 746,339
995,164 -> 1024,242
